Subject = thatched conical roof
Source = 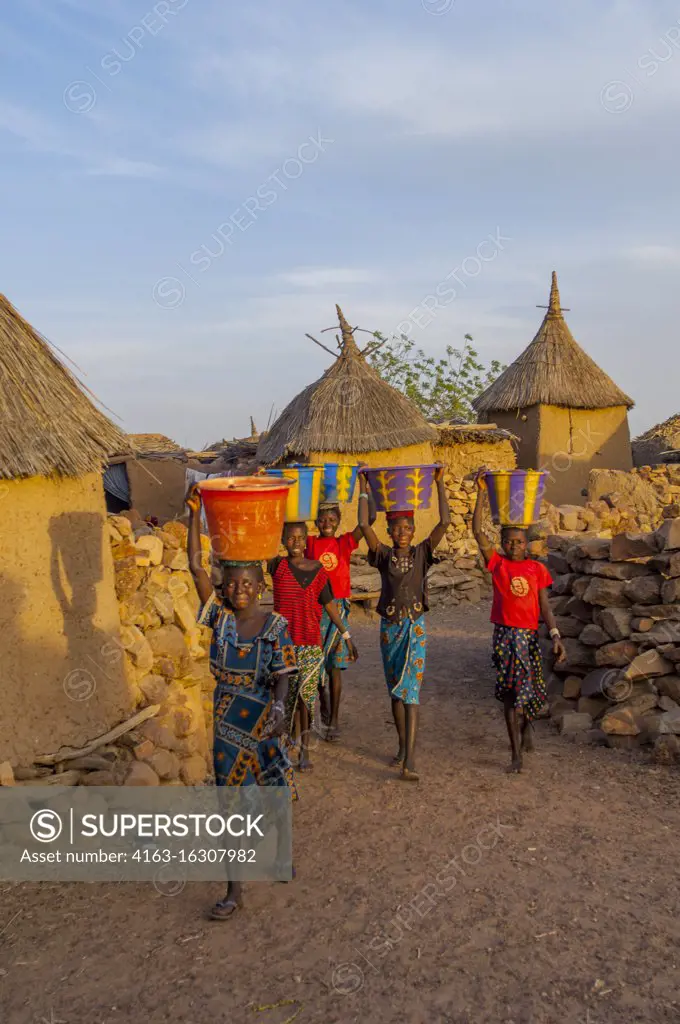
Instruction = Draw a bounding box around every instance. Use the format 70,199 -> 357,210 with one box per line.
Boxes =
0,294 -> 132,480
632,413 -> 680,466
256,306 -> 438,464
473,273 -> 634,414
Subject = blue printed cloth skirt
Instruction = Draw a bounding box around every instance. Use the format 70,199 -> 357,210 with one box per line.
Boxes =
321,598 -> 352,674
492,624 -> 546,721
379,615 -> 427,705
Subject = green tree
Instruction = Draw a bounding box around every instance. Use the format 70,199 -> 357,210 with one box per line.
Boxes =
369,332 -> 506,422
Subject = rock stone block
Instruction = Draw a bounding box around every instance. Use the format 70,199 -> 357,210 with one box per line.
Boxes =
656,675 -> 680,702
598,607 -> 633,641
655,518 -> 680,551
580,624 -> 611,647
577,696 -> 607,719
565,597 -> 594,622
561,638 -> 597,671
622,649 -> 674,681
0,762 -> 15,786
147,625 -> 191,679
551,574 -> 579,596
563,676 -> 582,699
601,707 -> 640,735
595,640 -> 639,667
559,712 -> 593,734
583,578 -> 629,607
572,537 -> 612,560
623,576 -> 662,605
135,535 -> 164,567
555,616 -> 584,639
661,578 -> 680,604
180,755 -> 208,786
580,667 -> 624,699
125,762 -> 160,785
119,625 -> 154,673
146,750 -> 180,781
610,532 -> 660,561
572,577 -> 593,600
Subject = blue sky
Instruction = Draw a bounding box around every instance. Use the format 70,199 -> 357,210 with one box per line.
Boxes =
1,0 -> 679,448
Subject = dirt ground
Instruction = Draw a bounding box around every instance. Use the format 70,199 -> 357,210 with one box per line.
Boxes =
2,602 -> 680,1024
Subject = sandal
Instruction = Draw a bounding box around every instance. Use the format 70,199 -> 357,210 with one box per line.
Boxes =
400,767 -> 420,782
209,896 -> 242,920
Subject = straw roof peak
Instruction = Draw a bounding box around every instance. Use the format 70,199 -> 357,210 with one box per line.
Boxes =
257,306 -> 437,463
546,271 -> 565,319
0,294 -> 132,480
335,304 -> 361,357
473,273 -> 634,414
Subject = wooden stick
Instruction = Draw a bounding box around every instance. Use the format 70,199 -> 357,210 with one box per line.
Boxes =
34,705 -> 161,766
305,333 -> 337,358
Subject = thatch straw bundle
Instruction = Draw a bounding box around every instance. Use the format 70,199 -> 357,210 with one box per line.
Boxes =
128,433 -> 183,456
0,294 -> 132,479
256,306 -> 437,464
633,413 -> 680,466
474,273 -> 634,414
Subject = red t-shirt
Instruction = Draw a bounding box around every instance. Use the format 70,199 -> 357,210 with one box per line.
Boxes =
487,551 -> 553,630
305,533 -> 358,599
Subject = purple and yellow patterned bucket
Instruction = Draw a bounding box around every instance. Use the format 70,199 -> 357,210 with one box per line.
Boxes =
362,464 -> 437,513
482,469 -> 547,527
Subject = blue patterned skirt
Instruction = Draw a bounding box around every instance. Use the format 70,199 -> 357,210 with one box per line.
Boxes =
321,598 -> 352,674
379,615 -> 427,705
492,625 -> 546,720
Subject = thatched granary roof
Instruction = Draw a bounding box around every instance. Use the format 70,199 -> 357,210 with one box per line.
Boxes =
0,294 -> 132,480
127,433 -> 184,456
256,306 -> 438,464
632,413 -> 680,466
436,424 -> 519,446
473,273 -> 634,415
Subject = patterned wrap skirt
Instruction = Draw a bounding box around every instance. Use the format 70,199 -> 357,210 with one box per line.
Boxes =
286,645 -> 324,722
321,598 -> 352,674
492,624 -> 546,720
379,615 -> 427,706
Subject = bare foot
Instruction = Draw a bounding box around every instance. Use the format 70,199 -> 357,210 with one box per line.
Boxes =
298,755 -> 314,771
505,757 -> 523,774
401,766 -> 420,782
390,752 -> 405,768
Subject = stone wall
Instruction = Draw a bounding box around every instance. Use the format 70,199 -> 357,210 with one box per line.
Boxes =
543,518 -> 680,764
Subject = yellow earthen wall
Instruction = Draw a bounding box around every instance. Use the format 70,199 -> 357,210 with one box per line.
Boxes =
537,405 -> 632,505
0,472 -> 133,765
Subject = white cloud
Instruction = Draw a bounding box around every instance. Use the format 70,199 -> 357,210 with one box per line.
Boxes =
277,266 -> 378,289
623,244 -> 680,267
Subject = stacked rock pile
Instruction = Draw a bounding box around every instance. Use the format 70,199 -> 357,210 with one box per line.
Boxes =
543,518 -> 680,764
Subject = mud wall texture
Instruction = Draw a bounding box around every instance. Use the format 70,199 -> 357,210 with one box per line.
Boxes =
0,472 -> 131,766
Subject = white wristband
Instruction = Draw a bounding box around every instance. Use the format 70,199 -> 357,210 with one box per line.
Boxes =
358,493 -> 369,501
549,628 -> 561,639
341,631 -> 352,641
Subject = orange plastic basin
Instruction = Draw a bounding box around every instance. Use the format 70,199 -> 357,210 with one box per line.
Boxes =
196,476 -> 293,561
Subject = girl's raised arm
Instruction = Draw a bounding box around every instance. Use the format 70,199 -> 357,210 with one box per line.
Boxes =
472,468 -> 495,565
186,486 -> 213,606
358,470 -> 380,553
428,465 -> 451,550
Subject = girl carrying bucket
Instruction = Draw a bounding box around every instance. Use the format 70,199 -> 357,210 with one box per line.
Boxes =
305,470 -> 376,742
186,486 -> 297,921
358,465 -> 450,782
269,522 -> 359,771
472,467 -> 566,773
